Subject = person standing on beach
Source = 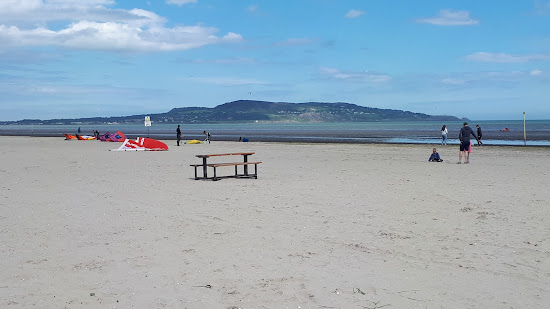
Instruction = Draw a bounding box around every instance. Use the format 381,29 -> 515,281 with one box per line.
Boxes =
77,127 -> 81,134
441,125 -> 448,145
476,125 -> 483,145
176,125 -> 182,146
458,122 -> 477,164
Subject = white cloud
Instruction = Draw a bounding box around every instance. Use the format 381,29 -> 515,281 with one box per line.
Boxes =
465,52 -> 550,63
0,0 -> 43,13
45,0 -> 115,8
247,5 -> 259,12
416,9 -> 479,26
0,22 -> 242,52
320,67 -> 391,83
166,0 -> 197,6
345,9 -> 365,19
0,0 -> 242,52
530,69 -> 543,76
0,0 -> 115,14
222,32 -> 243,42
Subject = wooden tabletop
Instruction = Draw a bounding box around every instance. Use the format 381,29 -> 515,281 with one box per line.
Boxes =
196,152 -> 254,158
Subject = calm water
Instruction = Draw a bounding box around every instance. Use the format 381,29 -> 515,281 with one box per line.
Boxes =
1,120 -> 549,146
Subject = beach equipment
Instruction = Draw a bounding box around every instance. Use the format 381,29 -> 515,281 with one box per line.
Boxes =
64,134 -> 77,140
76,135 -> 96,140
98,132 -> 111,141
186,140 -> 203,144
111,137 -> 168,151
98,131 -> 126,142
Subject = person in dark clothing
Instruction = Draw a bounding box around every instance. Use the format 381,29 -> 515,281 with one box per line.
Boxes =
458,122 -> 478,164
429,148 -> 443,162
476,125 -> 483,145
176,125 -> 182,146
203,130 -> 211,143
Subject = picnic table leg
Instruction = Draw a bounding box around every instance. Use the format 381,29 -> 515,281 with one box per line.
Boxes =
254,163 -> 258,179
202,157 -> 208,178
194,166 -> 198,180
213,166 -> 217,181
235,165 -> 238,177
243,155 -> 249,176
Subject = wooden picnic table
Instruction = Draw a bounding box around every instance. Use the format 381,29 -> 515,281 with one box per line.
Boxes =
191,152 -> 261,181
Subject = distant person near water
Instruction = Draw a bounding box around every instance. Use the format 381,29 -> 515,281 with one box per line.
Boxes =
176,125 -> 182,146
441,125 -> 448,145
428,148 -> 443,162
203,130 -> 211,143
77,127 -> 81,134
458,122 -> 478,164
476,125 -> 483,145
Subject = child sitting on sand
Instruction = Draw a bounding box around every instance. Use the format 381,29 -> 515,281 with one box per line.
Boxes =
428,148 -> 443,162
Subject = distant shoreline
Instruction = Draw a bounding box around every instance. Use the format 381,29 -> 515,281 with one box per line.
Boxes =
1,132 -> 548,147
1,120 -> 548,145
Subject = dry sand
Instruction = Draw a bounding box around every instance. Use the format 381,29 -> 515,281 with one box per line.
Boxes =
1,136 -> 549,309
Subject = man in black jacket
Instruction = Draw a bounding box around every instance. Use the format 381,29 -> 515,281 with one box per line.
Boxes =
176,125 -> 182,146
458,122 -> 477,164
476,125 -> 483,145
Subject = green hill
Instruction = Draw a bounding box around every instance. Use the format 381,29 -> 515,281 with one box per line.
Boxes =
2,100 -> 463,124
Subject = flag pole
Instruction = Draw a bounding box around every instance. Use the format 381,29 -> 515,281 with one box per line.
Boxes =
523,112 -> 526,146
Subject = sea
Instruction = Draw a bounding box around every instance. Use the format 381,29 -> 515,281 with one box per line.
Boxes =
1,120 -> 549,146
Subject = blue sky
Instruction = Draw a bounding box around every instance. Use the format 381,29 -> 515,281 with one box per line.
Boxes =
1,0 -> 549,121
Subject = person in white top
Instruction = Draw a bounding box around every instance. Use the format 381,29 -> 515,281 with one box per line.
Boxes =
441,125 -> 448,145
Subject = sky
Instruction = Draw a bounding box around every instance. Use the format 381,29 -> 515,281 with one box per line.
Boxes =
1,0 -> 549,121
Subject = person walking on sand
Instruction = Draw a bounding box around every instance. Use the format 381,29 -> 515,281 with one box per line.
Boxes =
476,125 -> 483,145
203,130 -> 211,144
441,125 -> 448,145
176,125 -> 182,146
458,122 -> 477,164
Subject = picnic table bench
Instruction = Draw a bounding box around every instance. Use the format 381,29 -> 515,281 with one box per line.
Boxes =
191,152 -> 262,181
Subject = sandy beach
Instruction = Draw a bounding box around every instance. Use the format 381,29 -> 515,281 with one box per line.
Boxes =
1,136 -> 549,309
